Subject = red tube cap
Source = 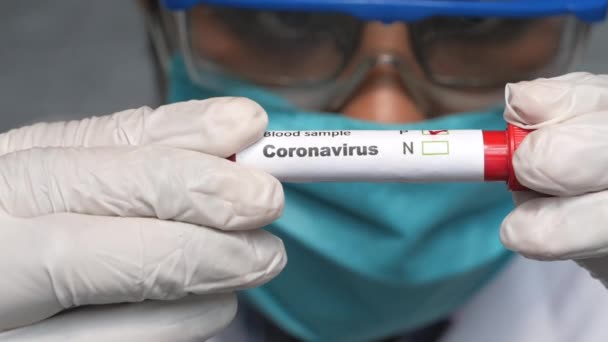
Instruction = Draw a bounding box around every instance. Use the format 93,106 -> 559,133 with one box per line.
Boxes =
483,124 -> 531,191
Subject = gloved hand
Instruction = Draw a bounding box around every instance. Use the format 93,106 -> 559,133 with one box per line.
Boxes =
500,72 -> 608,287
0,97 -> 286,341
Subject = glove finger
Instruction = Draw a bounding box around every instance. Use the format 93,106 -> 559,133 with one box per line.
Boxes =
500,190 -> 608,260
0,145 -> 283,230
0,214 -> 285,330
0,97 -> 267,157
504,72 -> 608,128
512,111 -> 608,196
0,294 -> 236,342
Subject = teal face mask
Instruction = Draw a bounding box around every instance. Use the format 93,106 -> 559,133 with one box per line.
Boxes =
169,57 -> 514,342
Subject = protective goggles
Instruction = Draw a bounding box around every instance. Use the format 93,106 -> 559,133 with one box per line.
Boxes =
159,0 -> 607,111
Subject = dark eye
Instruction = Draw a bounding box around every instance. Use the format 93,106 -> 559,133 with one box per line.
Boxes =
212,8 -> 329,47
411,17 -> 534,42
210,7 -> 361,51
255,12 -> 322,40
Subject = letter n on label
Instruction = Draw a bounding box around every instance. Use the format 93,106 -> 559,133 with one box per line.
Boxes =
403,142 -> 414,155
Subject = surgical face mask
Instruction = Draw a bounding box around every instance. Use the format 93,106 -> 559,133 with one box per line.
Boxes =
169,57 -> 514,342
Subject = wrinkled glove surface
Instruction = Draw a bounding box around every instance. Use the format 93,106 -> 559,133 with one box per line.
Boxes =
0,97 -> 286,341
501,73 -> 608,287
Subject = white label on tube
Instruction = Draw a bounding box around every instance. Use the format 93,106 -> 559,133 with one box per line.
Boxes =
236,130 -> 485,182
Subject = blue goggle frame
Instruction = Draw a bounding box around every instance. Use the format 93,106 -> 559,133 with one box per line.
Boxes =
162,0 -> 608,23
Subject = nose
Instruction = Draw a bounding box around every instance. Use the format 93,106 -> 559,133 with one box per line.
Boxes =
341,66 -> 426,123
339,23 -> 427,123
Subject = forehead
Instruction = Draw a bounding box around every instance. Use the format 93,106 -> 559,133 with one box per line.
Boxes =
162,0 -> 608,23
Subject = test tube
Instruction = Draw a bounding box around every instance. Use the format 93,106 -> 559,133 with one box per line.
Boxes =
231,124 -> 530,190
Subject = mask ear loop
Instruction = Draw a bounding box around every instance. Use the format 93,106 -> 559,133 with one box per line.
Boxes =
141,1 -> 180,98
143,3 -> 174,74
174,11 -> 205,87
564,19 -> 591,72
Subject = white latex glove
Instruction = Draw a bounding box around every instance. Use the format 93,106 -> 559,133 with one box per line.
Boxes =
0,97 -> 286,341
500,72 -> 608,287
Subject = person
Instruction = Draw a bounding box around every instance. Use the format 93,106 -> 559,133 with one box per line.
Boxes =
2,0 -> 608,341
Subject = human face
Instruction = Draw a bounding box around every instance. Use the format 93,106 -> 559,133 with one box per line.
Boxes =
181,6 -> 587,123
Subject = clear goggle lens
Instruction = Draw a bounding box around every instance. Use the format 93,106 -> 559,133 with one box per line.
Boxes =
169,5 -> 589,113
182,6 -> 587,88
